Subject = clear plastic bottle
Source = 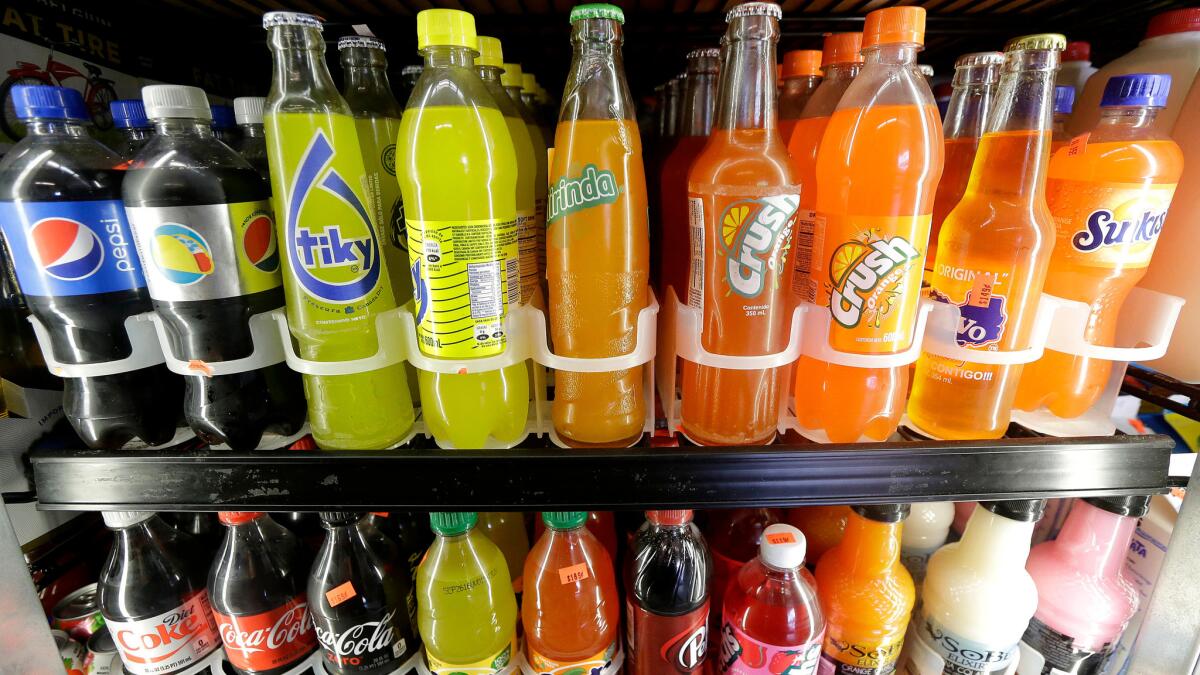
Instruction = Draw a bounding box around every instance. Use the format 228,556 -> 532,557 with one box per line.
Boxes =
232,97 -> 270,182
211,103 -> 240,147
109,99 -> 154,161
707,508 -> 784,637
501,61 -> 549,302
778,49 -> 822,143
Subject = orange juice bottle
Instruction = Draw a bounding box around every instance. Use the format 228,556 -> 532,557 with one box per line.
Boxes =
548,3 -> 650,447
680,1 -> 801,446
906,34 -> 1065,440
792,7 -> 943,443
1015,74 -> 1183,419
1051,85 -> 1075,152
815,504 -> 914,674
778,49 -> 822,144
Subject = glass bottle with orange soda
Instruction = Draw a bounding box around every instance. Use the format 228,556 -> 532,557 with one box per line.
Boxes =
1014,74 -> 1183,420
1050,85 -> 1075,151
778,50 -> 823,144
680,1 -> 801,446
792,7 -> 943,443
906,34 -> 1065,441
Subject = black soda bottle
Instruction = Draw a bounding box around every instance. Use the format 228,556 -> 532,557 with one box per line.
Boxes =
211,103 -> 241,147
0,85 -> 181,448
233,97 -> 270,183
109,99 -> 155,161
123,84 -> 305,450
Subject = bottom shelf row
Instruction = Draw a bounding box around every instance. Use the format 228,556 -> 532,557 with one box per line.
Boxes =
53,498 -> 1177,675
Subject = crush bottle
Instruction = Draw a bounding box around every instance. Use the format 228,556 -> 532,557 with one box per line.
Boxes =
548,3 -> 650,447
262,12 -> 414,449
501,61 -> 549,302
398,8 -> 529,449
778,49 -> 823,143
906,35 -> 1065,441
681,2 -> 801,446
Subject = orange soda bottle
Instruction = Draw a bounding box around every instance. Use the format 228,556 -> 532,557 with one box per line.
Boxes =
785,506 -> 849,565
1051,85 -> 1075,152
523,511 -> 621,671
680,2 -> 801,446
548,3 -> 650,447
792,7 -> 943,443
906,34 -> 1066,440
778,50 -> 823,144
1015,74 -> 1183,418
815,504 -> 913,674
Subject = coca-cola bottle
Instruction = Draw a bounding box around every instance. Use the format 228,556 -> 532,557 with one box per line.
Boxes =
365,512 -> 433,583
98,511 -> 221,675
308,512 -> 418,674
626,510 -> 713,674
209,512 -> 317,675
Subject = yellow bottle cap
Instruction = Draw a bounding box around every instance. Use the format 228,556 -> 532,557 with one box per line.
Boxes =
501,63 -> 523,88
1004,33 -> 1067,52
476,35 -> 504,67
522,73 -> 537,93
416,8 -> 477,51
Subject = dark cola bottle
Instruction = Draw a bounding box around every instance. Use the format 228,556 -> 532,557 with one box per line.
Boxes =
309,512 -> 419,675
0,85 -> 181,449
122,84 -> 305,450
209,512 -> 317,675
98,511 -> 221,675
232,97 -> 271,184
366,512 -> 433,582
167,512 -> 222,570
626,510 -> 713,675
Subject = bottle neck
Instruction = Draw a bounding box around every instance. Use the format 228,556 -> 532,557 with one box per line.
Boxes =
715,14 -> 780,132
824,61 -> 862,83
1054,501 -> 1139,577
561,17 -> 633,123
268,25 -> 343,109
342,50 -> 398,109
863,42 -> 920,69
24,118 -> 88,137
153,118 -> 216,138
987,48 -> 1057,135
1093,105 -> 1161,138
423,45 -> 476,69
943,80 -> 995,140
957,506 -> 1034,571
239,123 -> 265,138
681,68 -> 717,137
839,511 -> 902,574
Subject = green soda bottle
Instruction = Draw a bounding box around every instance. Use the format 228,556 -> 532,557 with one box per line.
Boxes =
262,12 -> 415,449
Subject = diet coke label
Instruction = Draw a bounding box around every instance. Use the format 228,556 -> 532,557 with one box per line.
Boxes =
108,591 -> 220,675
212,597 -> 316,672
312,607 -> 408,673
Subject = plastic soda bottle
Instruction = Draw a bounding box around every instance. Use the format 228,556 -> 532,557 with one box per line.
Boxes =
398,9 -> 529,449
899,502 -> 954,596
1050,85 -> 1075,152
262,12 -> 414,449
777,50 -> 823,144
1014,74 -> 1183,419
707,508 -> 783,636
109,99 -> 154,161
680,1 -> 801,446
785,506 -> 849,566
533,511 -> 619,563
233,97 -> 271,183
717,523 -> 824,675
523,512 -> 621,672
814,504 -> 914,675
792,7 -> 943,444
501,61 -> 549,303
477,512 -> 530,596
548,3 -> 650,447
906,34 -> 1065,441
418,512 -> 518,673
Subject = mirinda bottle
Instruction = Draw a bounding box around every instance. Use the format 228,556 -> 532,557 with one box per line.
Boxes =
778,50 -> 822,144
1014,74 -> 1183,420
793,7 -> 943,443
680,2 -> 801,446
907,35 -> 1064,441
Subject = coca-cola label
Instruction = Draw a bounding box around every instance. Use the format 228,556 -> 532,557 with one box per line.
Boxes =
626,599 -> 709,674
107,591 -> 220,675
212,597 -> 316,672
312,607 -> 410,673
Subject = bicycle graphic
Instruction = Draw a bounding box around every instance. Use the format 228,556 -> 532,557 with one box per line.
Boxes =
0,45 -> 118,140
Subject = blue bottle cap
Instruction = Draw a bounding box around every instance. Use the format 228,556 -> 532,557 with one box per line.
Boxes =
110,99 -> 150,129
1053,85 -> 1075,115
12,85 -> 88,121
209,104 -> 236,130
1101,73 -> 1171,108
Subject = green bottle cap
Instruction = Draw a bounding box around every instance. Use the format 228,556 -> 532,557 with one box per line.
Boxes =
542,511 -> 588,529
430,511 -> 478,535
570,3 -> 625,24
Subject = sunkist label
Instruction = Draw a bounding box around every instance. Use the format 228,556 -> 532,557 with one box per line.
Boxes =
626,600 -> 709,673
1017,617 -> 1112,675
526,640 -> 620,675
106,590 -> 220,675
426,636 -> 518,675
312,606 -> 410,673
906,614 -> 1019,675
1047,180 -> 1177,269
717,617 -> 823,675
819,627 -> 904,675
212,597 -> 315,672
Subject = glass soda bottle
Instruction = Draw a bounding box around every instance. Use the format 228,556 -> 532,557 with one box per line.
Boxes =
548,3 -> 650,447
262,12 -> 415,449
501,61 -> 549,303
906,34 -> 1065,441
398,8 -> 529,449
1050,85 -> 1075,151
109,99 -> 154,161
232,97 -> 271,183
777,49 -> 822,144
681,1 -> 801,446
792,7 -> 943,444
1014,74 -> 1183,420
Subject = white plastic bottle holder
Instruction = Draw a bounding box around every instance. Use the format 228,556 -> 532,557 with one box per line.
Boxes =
177,647 -> 426,675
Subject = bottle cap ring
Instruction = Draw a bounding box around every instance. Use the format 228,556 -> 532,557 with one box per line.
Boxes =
262,11 -> 323,30
570,3 -> 625,24
1004,33 -> 1067,52
337,35 -> 386,51
726,2 -> 783,22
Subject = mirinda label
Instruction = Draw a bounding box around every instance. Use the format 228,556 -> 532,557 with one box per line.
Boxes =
426,637 -> 518,675
1047,180 -> 1177,269
526,640 -> 619,675
717,619 -> 822,675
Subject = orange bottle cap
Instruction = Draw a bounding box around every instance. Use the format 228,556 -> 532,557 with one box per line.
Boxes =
782,49 -> 822,78
862,6 -> 926,49
821,32 -> 864,67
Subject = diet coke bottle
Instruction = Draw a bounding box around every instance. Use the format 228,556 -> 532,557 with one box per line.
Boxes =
209,512 -> 317,674
98,511 -> 221,675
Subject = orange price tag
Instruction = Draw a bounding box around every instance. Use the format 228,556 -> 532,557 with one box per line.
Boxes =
558,563 -> 590,585
326,581 -> 356,607
371,512 -> 389,518
765,532 -> 796,545
968,272 -> 994,308
1067,132 -> 1090,157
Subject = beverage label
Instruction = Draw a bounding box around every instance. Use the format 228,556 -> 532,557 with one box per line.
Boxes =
1046,180 -> 1177,269
526,640 -> 619,675
212,597 -> 316,672
928,267 -> 1012,351
0,199 -> 146,297
811,213 -> 930,354
791,208 -> 819,303
909,614 -> 1018,674
899,544 -> 940,588
107,591 -> 220,675
625,599 -> 709,673
516,207 -> 538,304
535,195 -> 547,280
311,606 -> 411,673
126,201 -> 281,302
426,637 -> 518,674
717,618 -> 823,675
407,217 -> 519,358
354,115 -> 412,302
547,164 -> 621,225
819,627 -> 904,674
1017,617 -> 1112,674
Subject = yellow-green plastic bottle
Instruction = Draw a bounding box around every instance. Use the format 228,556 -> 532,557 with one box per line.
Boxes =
501,61 -> 549,306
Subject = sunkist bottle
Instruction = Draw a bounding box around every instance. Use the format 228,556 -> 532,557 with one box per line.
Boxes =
1016,495 -> 1150,674
262,12 -> 414,449
777,49 -> 822,144
398,8 -> 529,449
1014,74 -> 1183,420
793,7 -> 942,443
900,500 -> 1044,675
707,508 -> 783,637
418,512 -> 519,674
786,506 -> 850,566
523,512 -> 621,673
1050,85 -> 1075,151
477,511 -> 530,597
899,502 -> 954,597
816,504 -> 913,674
501,61 -> 549,305
718,523 -> 825,675
681,1 -> 801,446
233,97 -> 271,183
548,3 -> 650,447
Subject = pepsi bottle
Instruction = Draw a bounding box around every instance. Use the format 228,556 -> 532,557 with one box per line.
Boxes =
123,84 -> 305,450
233,97 -> 270,183
0,85 -> 181,448
109,99 -> 154,161
211,103 -> 241,147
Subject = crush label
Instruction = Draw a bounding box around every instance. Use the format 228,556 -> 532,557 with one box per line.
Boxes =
526,641 -> 619,675
718,619 -> 823,675
107,591 -> 220,675
426,637 -> 518,674
1046,180 -> 1177,269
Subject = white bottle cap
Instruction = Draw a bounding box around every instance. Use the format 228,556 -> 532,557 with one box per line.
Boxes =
142,85 -> 212,121
759,523 -> 807,569
102,511 -> 155,529
233,97 -> 265,125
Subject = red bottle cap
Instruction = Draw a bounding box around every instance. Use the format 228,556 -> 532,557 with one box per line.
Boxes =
1063,40 -> 1091,62
862,6 -> 926,49
783,49 -> 822,78
218,512 -> 265,525
1145,8 -> 1200,39
822,32 -> 864,66
647,510 -> 694,525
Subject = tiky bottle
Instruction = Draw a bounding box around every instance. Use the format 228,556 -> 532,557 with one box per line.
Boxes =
501,61 -> 549,303
777,49 -> 822,143
907,34 -> 1065,441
